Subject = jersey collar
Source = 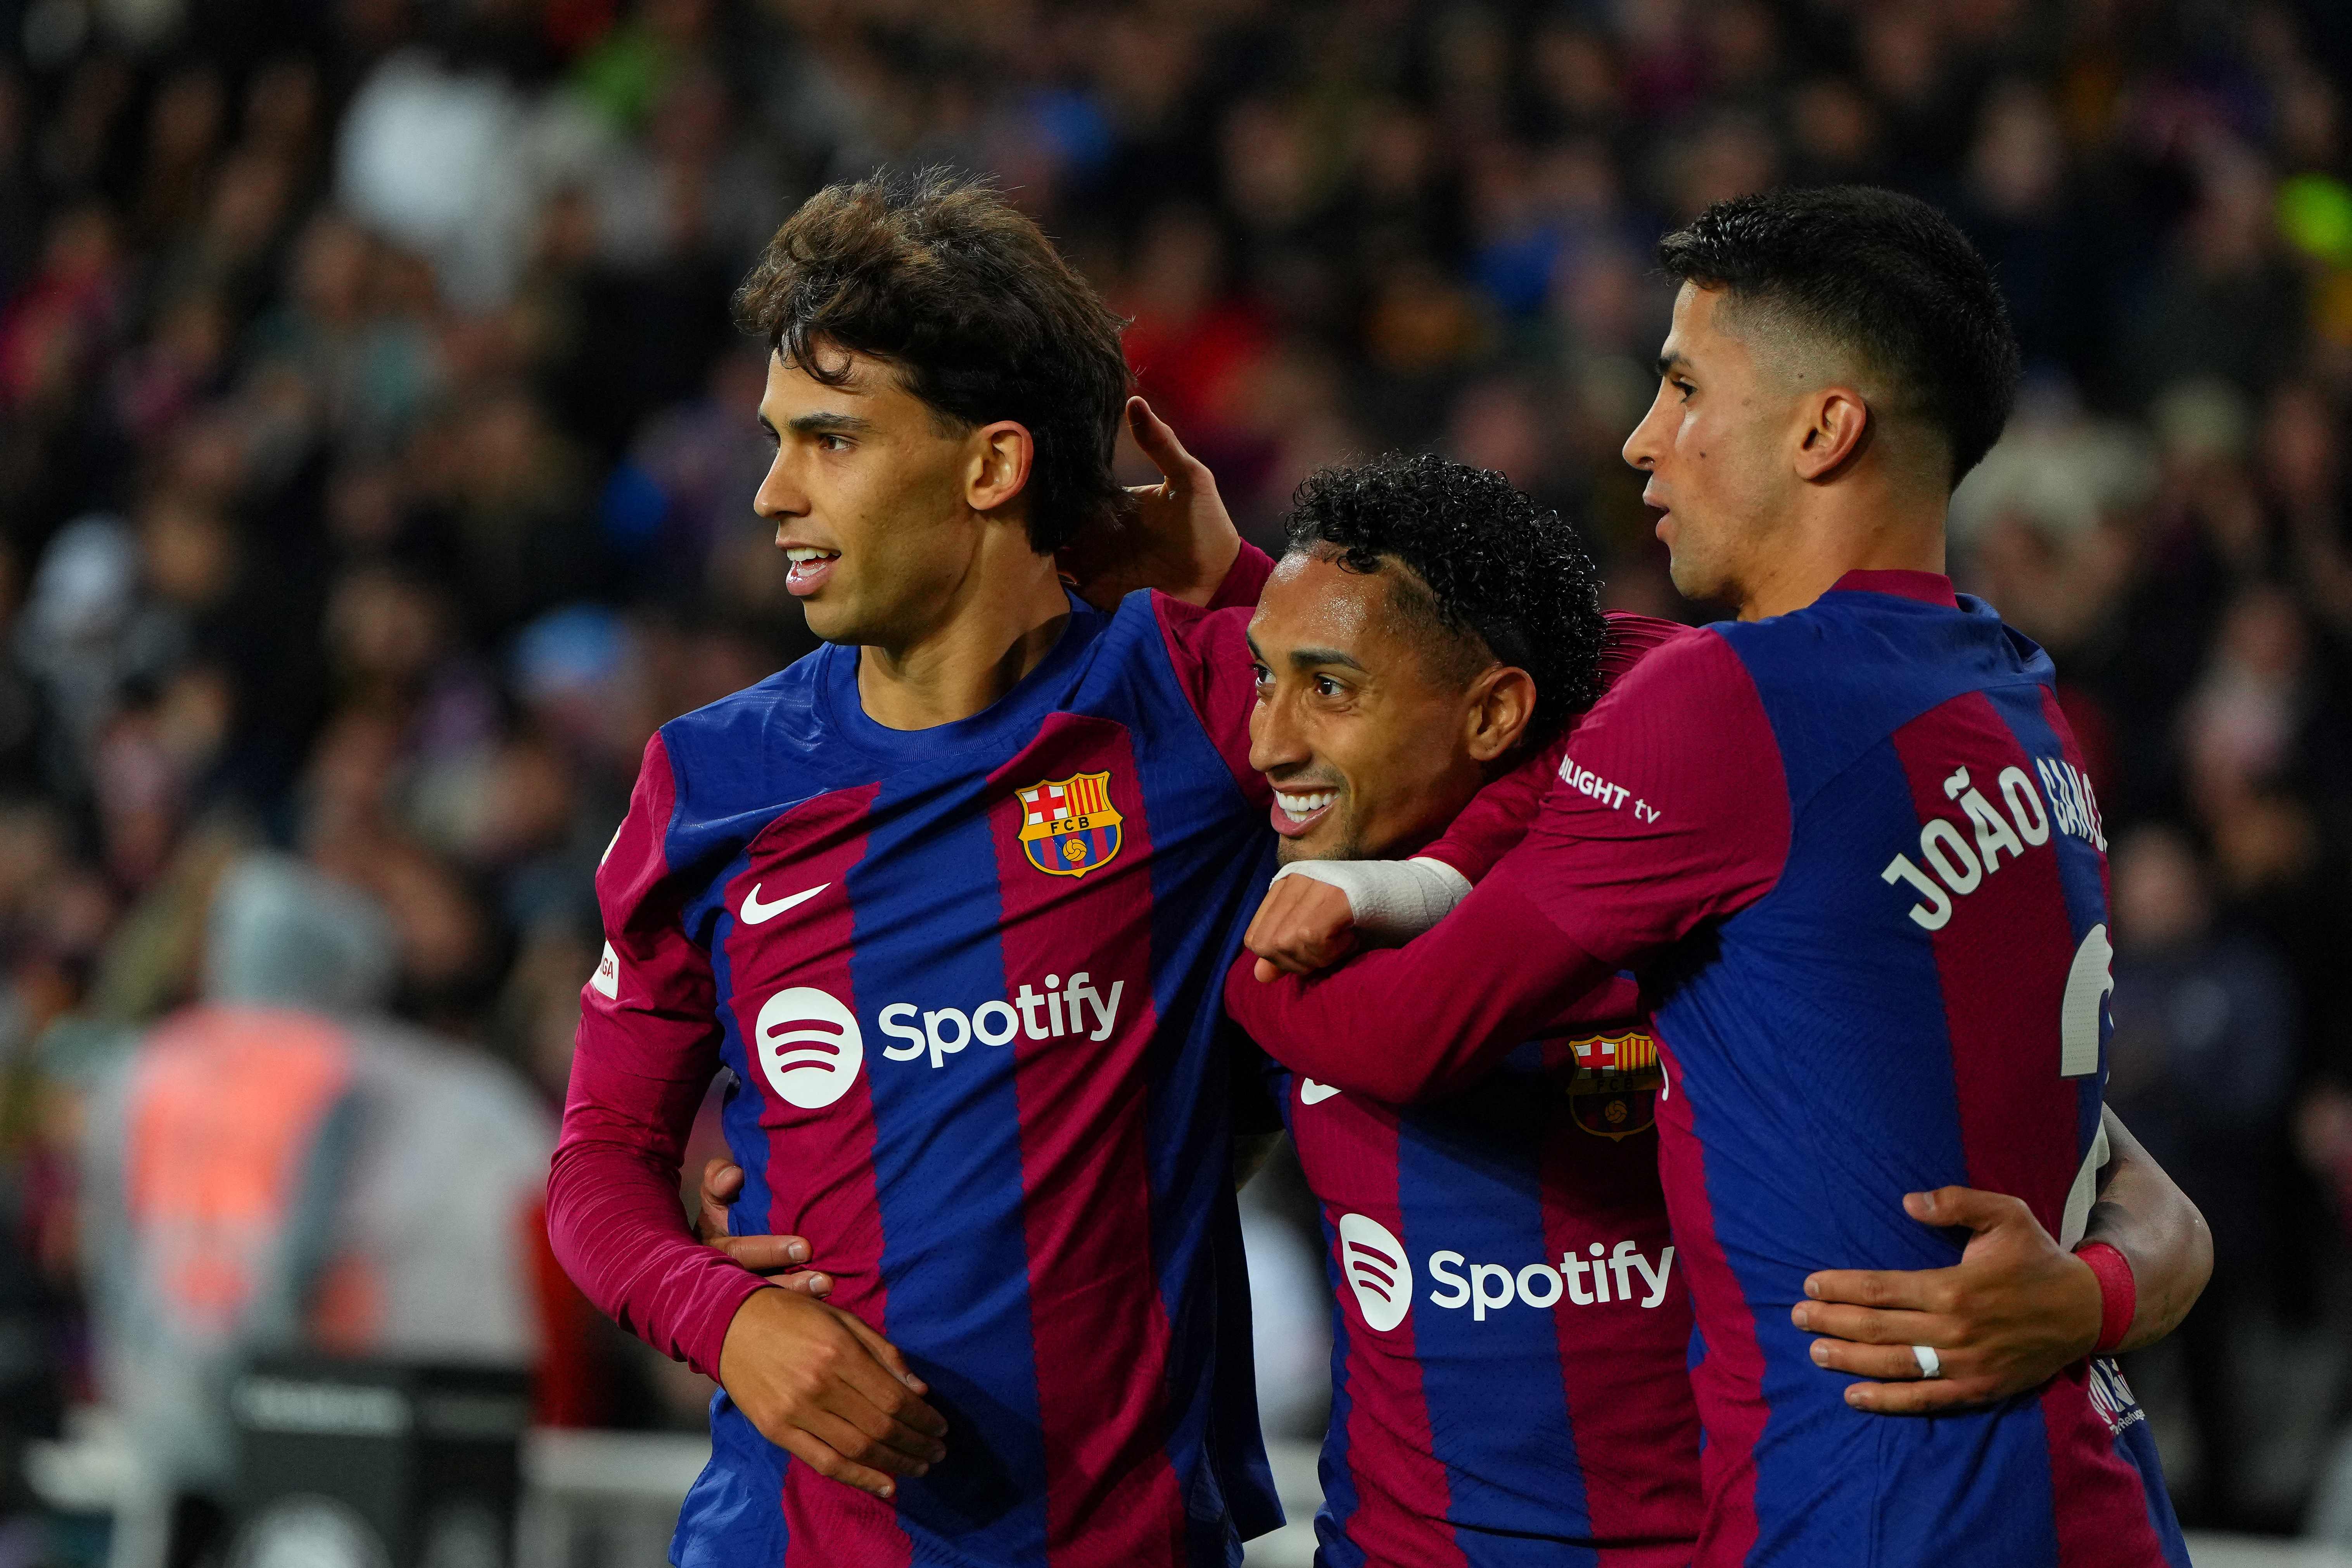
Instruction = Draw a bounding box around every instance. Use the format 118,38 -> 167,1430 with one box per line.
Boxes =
817,590 -> 1108,763
1827,569 -> 1960,608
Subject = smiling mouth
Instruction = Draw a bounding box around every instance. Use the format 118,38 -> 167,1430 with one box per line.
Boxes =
783,546 -> 840,595
1270,787 -> 1339,838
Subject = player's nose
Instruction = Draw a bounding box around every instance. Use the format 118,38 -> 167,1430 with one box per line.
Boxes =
1248,691 -> 1312,776
753,451 -> 808,520
1621,392 -> 1667,472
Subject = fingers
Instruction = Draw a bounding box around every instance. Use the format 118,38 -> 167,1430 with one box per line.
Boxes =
1790,1299 -> 1940,1345
804,1403 -> 937,1476
1809,1336 -> 1955,1380
1904,1185 -> 2031,1232
1801,1266 -> 1942,1314
772,1424 -> 908,1501
1243,879 -> 1357,975
769,1269 -> 832,1297
1253,955 -> 1280,984
709,1233 -> 815,1274
830,1345 -> 947,1457
838,1312 -> 933,1402
1841,1376 -> 2003,1415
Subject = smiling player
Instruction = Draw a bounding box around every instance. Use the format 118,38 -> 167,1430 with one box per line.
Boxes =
1243,456 -> 1701,1565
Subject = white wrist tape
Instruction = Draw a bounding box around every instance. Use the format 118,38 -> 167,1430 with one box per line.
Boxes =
1269,857 -> 1472,945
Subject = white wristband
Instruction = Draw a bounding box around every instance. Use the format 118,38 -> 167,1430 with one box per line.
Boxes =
1269,857 -> 1472,945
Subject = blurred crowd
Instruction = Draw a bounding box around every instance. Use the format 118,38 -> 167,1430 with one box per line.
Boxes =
3,0 -> 2352,1553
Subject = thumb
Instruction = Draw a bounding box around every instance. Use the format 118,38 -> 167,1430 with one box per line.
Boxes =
1904,1184 -> 2027,1233
1126,396 -> 1195,488
1253,955 -> 1281,984
702,1157 -> 745,1202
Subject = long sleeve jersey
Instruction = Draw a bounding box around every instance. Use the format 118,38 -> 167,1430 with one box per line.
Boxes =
1226,571 -> 2190,1568
548,546 -> 1595,1568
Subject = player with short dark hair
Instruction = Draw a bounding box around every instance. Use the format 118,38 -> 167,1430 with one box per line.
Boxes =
1227,187 -> 2198,1566
1653,185 -> 2020,491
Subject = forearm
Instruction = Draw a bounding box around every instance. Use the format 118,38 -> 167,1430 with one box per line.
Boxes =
1225,868 -> 1612,1102
546,1122 -> 769,1378
2083,1107 -> 2212,1353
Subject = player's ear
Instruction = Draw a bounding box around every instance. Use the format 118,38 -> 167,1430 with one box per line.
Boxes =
1794,386 -> 1871,482
968,420 -> 1035,516
1464,665 -> 1537,763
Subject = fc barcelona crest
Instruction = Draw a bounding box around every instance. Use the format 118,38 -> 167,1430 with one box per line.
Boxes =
1016,771 -> 1125,878
1566,1030 -> 1664,1141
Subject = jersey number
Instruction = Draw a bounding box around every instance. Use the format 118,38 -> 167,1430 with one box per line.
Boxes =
2060,923 -> 2112,1079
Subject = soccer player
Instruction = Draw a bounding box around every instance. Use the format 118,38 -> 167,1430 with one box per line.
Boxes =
548,171 -> 1550,1567
1242,455 -> 1700,1565
1223,188 -> 2196,1566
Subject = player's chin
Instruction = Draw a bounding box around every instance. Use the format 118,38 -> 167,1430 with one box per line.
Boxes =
1272,819 -> 1347,864
798,598 -> 866,646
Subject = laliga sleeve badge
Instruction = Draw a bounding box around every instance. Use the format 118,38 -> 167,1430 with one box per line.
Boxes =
1016,771 -> 1125,878
1566,1031 -> 1664,1140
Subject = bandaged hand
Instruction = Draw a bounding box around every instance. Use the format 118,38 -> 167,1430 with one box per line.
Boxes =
1245,857 -> 1471,980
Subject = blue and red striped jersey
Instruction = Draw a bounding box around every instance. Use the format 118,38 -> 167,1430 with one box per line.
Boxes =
1273,989 -> 1701,1568
1226,572 -> 2190,1567
556,569 -> 1286,1568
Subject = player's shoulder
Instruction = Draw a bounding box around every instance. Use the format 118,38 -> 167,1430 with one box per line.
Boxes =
658,646 -> 828,763
646,644 -> 846,825
1593,615 -> 1753,706
1596,610 -> 1697,688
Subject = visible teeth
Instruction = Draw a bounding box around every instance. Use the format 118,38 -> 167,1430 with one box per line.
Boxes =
785,547 -> 839,564
1275,790 -> 1337,821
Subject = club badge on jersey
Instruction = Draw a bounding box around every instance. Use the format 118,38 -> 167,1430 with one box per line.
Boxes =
1016,770 -> 1125,878
1566,1030 -> 1662,1141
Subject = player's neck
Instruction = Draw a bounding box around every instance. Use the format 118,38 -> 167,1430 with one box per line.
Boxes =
855,553 -> 1073,730
1733,488 -> 1948,621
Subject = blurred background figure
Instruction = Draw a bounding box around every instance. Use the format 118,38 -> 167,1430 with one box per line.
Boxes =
0,0 -> 2349,1560
73,853 -> 552,1564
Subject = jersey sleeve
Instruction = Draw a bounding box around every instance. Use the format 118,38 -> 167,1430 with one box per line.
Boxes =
1206,539 -> 1275,611
1154,541 -> 1275,804
546,733 -> 767,1379
1223,628 -> 1791,1102
1419,612 -> 1692,882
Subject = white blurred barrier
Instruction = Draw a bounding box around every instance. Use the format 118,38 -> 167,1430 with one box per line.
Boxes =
29,1415 -> 2352,1568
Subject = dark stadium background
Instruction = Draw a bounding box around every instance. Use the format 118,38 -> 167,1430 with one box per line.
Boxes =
3,0 -> 2352,1563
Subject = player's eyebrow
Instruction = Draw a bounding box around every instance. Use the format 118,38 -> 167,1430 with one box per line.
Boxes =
1244,631 -> 1367,673
1286,645 -> 1367,673
1656,351 -> 1690,378
786,411 -> 876,437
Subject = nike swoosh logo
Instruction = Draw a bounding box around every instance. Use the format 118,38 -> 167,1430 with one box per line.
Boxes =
1299,1079 -> 1341,1105
740,882 -> 828,925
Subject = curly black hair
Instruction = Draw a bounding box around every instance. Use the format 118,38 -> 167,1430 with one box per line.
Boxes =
1657,187 -> 2021,488
1282,453 -> 1607,737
